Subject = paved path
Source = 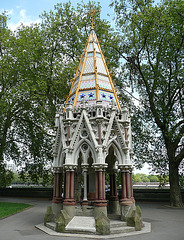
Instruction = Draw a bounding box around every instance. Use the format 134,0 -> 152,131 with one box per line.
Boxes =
0,197 -> 184,240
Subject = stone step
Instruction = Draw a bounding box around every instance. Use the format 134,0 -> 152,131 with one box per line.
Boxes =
108,214 -> 121,220
110,219 -> 127,227
45,218 -> 136,235
75,206 -> 94,216
110,225 -> 135,234
65,216 -> 96,234
45,222 -> 56,231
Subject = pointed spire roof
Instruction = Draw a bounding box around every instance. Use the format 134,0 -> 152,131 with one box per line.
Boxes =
65,29 -> 120,108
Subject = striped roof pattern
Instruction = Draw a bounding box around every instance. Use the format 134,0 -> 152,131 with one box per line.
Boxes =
66,29 -> 120,108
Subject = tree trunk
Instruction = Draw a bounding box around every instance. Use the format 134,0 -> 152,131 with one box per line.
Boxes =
169,160 -> 183,207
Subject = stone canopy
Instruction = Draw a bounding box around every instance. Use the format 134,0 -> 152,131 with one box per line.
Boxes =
44,18 -> 140,235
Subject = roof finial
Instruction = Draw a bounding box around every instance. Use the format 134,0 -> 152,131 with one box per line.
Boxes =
88,6 -> 99,30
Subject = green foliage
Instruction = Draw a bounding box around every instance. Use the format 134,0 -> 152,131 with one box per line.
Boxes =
134,174 -> 142,183
158,174 -> 169,188
148,175 -> 159,182
0,165 -> 14,187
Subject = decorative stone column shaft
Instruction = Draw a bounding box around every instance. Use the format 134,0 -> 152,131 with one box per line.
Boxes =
62,165 -> 76,218
63,167 -> 76,206
109,170 -> 118,201
82,166 -> 88,206
108,169 -> 120,215
52,167 -> 63,204
94,165 -> 107,207
119,166 -> 133,206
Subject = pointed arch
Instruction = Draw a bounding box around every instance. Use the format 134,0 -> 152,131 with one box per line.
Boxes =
72,138 -> 97,165
106,139 -> 125,165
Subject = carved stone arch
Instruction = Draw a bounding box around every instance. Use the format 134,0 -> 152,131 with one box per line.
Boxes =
107,140 -> 124,165
73,138 -> 96,165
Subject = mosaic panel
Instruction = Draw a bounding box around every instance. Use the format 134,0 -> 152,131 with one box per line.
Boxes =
97,74 -> 109,81
96,52 -> 102,58
80,80 -> 96,89
71,77 -> 79,94
87,52 -> 94,57
83,57 -> 94,73
94,42 -> 100,52
88,43 -> 93,51
98,80 -> 112,90
96,58 -> 107,75
81,74 -> 95,81
68,93 -> 75,104
99,90 -> 115,102
77,90 -> 96,102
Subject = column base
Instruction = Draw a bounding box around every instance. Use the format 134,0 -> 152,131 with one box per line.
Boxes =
52,202 -> 63,217
120,204 -> 135,221
82,200 -> 88,206
108,200 -> 120,215
109,195 -> 119,201
94,204 -> 107,217
63,199 -> 75,206
52,197 -> 63,204
94,200 -> 107,207
120,198 -> 133,206
63,204 -> 75,219
88,192 -> 96,201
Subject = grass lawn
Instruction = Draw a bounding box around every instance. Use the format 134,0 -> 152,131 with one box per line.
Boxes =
0,202 -> 32,219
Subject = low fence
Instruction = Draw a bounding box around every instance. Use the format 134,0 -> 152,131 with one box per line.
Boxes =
0,188 -> 184,202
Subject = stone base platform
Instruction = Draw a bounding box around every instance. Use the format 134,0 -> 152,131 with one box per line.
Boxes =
36,216 -> 151,238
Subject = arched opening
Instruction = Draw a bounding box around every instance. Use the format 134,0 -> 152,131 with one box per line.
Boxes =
74,152 -> 83,203
73,141 -> 96,206
105,145 -> 120,215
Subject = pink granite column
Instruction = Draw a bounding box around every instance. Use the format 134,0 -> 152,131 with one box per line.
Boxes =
109,171 -> 118,201
63,168 -> 75,206
52,168 -> 63,204
120,167 -> 133,206
94,167 -> 107,207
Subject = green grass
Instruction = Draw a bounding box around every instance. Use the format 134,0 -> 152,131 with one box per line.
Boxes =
0,202 -> 32,219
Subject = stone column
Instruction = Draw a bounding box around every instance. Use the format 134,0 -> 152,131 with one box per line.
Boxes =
52,167 -> 63,216
82,165 -> 88,206
129,167 -> 135,203
119,166 -> 132,205
63,166 -> 76,218
94,165 -> 107,217
119,165 -> 133,221
108,170 -> 120,214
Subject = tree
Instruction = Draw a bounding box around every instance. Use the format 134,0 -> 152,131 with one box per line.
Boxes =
148,175 -> 159,182
0,2 -> 122,185
112,0 -> 184,207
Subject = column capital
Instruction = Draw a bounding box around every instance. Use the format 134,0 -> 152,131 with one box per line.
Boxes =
63,164 -> 77,171
118,165 -> 132,172
53,167 -> 63,173
81,164 -> 89,171
92,163 -> 108,171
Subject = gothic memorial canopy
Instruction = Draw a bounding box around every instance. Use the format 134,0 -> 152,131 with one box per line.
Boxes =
44,8 -> 142,235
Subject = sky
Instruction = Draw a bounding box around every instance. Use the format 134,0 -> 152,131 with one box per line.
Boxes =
0,0 -> 115,31
0,0 -> 151,175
